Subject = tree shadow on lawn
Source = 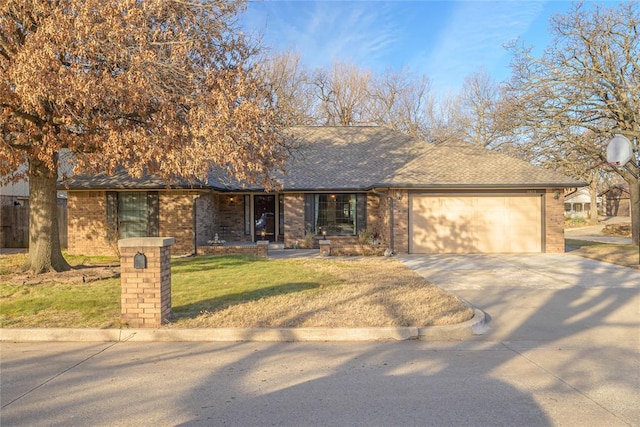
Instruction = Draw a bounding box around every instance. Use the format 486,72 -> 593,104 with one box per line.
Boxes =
171,255 -> 260,275
170,281 -> 320,322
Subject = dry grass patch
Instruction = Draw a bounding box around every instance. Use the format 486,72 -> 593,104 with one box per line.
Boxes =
170,257 -> 473,328
566,239 -> 640,269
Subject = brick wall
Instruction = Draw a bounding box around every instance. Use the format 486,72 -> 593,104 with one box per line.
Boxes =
68,190 -> 201,256
67,191 -> 114,256
158,192 -> 196,255
284,193 -> 305,248
545,189 -> 565,253
197,244 -> 267,257
195,194 -> 216,246
216,194 -> 250,242
393,191 -> 409,254
119,238 -> 173,328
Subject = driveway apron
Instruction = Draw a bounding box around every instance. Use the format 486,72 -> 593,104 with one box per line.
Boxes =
398,253 -> 640,343
399,253 -> 640,425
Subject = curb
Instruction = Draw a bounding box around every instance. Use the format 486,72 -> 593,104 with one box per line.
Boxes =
0,309 -> 486,342
418,308 -> 488,341
0,310 -> 487,343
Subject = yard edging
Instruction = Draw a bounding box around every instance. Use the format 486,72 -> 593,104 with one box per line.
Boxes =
0,309 -> 486,343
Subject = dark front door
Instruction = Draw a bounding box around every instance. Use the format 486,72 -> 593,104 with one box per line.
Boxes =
254,195 -> 276,242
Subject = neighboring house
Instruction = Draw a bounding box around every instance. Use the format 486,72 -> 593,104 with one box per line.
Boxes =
564,187 -> 601,218
0,173 -> 30,249
61,126 -> 584,256
1,161 -> 70,249
600,185 -> 631,217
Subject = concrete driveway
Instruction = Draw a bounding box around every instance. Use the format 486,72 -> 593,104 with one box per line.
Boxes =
398,252 -> 640,425
398,253 -> 640,342
1,253 -> 639,426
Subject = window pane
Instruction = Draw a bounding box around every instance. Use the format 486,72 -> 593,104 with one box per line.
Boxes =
564,203 -> 571,212
315,194 -> 356,235
119,192 -> 148,239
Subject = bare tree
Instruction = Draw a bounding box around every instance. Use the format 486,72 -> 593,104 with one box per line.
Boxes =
506,2 -> 639,244
368,68 -> 432,139
311,61 -> 371,126
458,69 -> 513,149
260,51 -> 316,126
0,0 -> 286,273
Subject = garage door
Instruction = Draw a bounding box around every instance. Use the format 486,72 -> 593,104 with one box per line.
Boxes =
410,194 -> 542,254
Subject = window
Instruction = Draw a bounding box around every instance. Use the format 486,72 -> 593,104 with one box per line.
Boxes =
106,192 -> 159,240
564,203 -> 572,212
304,193 -> 366,236
573,203 -> 583,212
316,194 -> 356,235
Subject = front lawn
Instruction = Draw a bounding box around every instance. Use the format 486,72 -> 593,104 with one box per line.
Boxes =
565,239 -> 640,269
0,254 -> 473,328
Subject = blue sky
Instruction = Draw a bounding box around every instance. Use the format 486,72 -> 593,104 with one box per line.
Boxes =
241,0 -> 585,95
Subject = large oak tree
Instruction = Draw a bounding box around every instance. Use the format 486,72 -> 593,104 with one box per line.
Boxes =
1,0 -> 286,273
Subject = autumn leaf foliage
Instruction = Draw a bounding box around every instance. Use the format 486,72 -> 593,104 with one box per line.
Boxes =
1,0 -> 286,272
1,0 -> 286,185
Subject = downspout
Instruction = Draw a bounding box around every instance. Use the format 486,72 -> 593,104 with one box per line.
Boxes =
371,189 -> 395,255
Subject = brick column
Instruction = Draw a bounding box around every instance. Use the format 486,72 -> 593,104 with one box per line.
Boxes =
319,240 -> 331,256
118,237 -> 175,328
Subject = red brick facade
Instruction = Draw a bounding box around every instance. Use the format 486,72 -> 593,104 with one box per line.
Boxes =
67,188 -> 566,256
544,189 -> 566,253
67,190 -> 199,256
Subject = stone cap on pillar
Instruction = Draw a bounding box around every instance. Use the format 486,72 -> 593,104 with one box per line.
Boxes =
118,237 -> 175,248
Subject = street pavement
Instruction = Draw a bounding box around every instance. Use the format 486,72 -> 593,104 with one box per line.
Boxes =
2,252 -> 640,426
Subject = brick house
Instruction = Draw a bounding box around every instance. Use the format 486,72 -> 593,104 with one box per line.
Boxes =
61,126 -> 584,256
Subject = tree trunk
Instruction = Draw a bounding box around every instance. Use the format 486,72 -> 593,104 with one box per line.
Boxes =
629,174 -> 640,247
588,180 -> 599,225
22,157 -> 71,273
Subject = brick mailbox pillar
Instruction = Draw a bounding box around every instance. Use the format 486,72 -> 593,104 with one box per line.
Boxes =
118,237 -> 175,328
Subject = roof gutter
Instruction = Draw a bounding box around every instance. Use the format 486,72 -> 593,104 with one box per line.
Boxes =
371,189 -> 395,255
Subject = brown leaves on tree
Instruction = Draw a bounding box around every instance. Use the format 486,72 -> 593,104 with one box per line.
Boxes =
1,0 -> 286,272
1,0 -> 286,186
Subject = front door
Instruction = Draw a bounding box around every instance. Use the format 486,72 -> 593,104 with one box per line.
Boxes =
254,195 -> 276,242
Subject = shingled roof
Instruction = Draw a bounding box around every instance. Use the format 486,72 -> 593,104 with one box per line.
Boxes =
63,126 -> 584,191
379,140 -> 583,188
269,126 -> 582,190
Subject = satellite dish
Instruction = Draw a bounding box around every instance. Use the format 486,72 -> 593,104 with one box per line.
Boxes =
606,134 -> 633,166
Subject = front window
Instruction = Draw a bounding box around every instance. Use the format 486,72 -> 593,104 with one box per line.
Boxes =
315,194 -> 356,236
118,193 -> 149,239
106,191 -> 159,240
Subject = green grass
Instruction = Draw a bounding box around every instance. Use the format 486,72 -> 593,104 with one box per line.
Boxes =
0,254 -> 473,329
169,256 -> 344,322
0,279 -> 121,328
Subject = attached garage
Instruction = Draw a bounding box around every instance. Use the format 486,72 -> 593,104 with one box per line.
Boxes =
410,193 -> 543,254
